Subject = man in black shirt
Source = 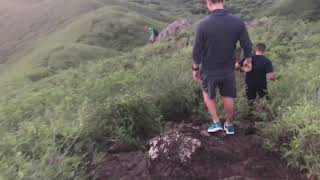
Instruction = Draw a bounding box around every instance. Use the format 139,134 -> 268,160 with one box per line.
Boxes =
193,0 -> 253,135
236,43 -> 276,105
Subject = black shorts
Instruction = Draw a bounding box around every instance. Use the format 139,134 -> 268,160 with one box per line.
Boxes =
201,73 -> 237,99
246,85 -> 269,101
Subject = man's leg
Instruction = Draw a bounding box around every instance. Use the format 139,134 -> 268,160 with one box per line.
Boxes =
220,75 -> 237,124
202,80 -> 223,133
203,91 -> 219,123
222,97 -> 235,125
257,88 -> 269,100
220,75 -> 237,135
246,85 -> 257,107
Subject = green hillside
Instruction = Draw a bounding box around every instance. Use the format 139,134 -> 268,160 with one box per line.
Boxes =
0,5 -> 168,81
0,2 -> 195,179
225,0 -> 274,19
0,0 -> 320,179
269,0 -> 320,21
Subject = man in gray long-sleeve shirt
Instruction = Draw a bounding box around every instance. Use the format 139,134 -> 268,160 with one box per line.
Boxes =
192,0 -> 253,135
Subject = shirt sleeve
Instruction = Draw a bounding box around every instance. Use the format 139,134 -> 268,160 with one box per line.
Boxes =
265,59 -> 274,73
193,22 -> 205,65
239,22 -> 253,58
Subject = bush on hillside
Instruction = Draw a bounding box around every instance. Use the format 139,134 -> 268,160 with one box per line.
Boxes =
27,68 -> 53,82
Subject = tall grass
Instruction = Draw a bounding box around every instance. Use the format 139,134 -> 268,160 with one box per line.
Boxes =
250,18 -> 320,176
0,40 -> 202,179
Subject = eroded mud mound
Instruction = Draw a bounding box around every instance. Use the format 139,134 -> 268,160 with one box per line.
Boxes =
93,122 -> 307,180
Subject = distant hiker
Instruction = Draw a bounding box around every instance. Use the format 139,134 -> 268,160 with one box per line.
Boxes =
193,0 -> 253,135
236,43 -> 277,106
145,26 -> 159,44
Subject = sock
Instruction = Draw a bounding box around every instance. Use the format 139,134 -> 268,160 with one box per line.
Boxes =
225,122 -> 233,126
213,119 -> 220,123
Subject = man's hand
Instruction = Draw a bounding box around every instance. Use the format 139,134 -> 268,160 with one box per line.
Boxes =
242,58 -> 252,72
267,72 -> 277,81
193,70 -> 201,82
235,62 -> 241,70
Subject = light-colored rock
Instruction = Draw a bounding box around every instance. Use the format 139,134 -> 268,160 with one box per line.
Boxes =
148,129 -> 202,164
200,130 -> 210,137
178,137 -> 201,163
157,19 -> 192,42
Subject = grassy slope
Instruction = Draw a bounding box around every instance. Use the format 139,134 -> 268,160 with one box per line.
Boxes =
0,0 -> 320,179
0,0 -> 102,66
254,19 -> 320,177
268,0 -> 320,21
0,1 -> 169,89
0,41 -> 198,180
0,1 -> 193,179
225,0 -> 274,19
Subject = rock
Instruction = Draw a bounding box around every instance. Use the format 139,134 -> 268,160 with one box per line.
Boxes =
157,19 -> 192,42
147,128 -> 202,179
148,129 -> 202,164
200,129 -> 210,137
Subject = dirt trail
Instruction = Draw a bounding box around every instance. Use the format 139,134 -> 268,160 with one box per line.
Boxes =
93,120 -> 307,180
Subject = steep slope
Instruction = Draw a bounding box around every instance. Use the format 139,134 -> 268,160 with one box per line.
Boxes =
0,0 -> 169,84
0,0 -> 102,64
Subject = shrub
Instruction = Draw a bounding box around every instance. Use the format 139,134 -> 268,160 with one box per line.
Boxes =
261,102 -> 320,176
27,68 -> 53,82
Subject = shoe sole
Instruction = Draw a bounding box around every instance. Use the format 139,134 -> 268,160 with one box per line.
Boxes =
207,128 -> 223,133
224,127 -> 235,135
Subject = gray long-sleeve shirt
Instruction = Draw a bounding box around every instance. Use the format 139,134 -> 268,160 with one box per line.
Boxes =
193,9 -> 252,77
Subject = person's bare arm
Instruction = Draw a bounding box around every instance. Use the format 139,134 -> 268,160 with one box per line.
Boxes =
192,23 -> 204,82
242,57 -> 252,72
267,72 -> 277,81
235,62 -> 241,70
239,21 -> 253,73
192,64 -> 201,81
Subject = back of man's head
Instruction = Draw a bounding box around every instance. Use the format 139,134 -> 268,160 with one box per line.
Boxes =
256,43 -> 266,52
207,0 -> 224,11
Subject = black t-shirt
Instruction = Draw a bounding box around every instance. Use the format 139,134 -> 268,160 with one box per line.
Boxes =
240,55 -> 274,88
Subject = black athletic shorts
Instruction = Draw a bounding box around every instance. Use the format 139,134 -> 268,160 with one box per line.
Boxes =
201,73 -> 237,99
246,85 -> 269,101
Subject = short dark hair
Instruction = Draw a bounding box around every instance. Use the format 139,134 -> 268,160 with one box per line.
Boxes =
256,43 -> 266,52
209,0 -> 224,3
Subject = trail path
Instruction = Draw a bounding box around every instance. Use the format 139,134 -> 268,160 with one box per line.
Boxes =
93,120 -> 307,180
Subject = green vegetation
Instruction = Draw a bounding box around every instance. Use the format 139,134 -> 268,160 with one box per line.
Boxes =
0,0 -> 319,179
269,0 -> 320,21
225,0 -> 274,19
252,18 -> 320,176
0,40 -> 200,179
0,1 -> 168,84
